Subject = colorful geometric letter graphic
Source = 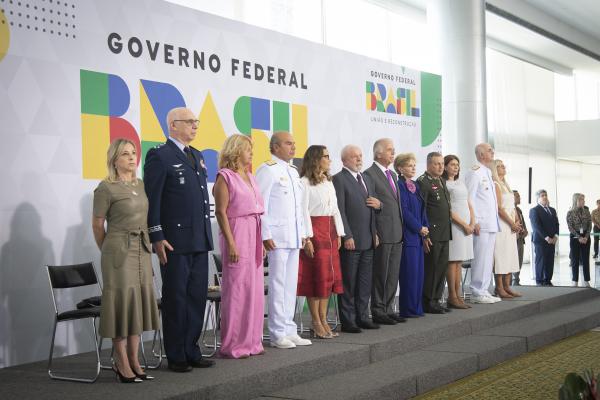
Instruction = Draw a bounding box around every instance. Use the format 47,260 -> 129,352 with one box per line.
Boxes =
80,70 -> 141,179
81,69 -> 308,180
366,81 -> 420,117
0,9 -> 9,63
234,96 -> 308,171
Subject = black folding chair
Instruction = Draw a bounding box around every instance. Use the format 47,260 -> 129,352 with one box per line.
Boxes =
201,254 -> 223,357
46,262 -> 104,383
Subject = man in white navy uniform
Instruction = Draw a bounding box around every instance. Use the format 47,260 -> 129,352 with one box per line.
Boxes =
256,131 -> 312,349
465,143 -> 501,304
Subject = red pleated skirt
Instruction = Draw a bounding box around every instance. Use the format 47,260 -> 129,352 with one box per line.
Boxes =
297,216 -> 343,297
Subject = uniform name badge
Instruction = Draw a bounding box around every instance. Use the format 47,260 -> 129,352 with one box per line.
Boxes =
179,177 -> 185,185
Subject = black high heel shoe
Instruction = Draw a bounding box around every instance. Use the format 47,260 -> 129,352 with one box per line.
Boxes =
134,371 -> 154,381
112,364 -> 143,383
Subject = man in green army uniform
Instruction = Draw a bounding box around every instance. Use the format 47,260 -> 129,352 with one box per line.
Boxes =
417,152 -> 452,314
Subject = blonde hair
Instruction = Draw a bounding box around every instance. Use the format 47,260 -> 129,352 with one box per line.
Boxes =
218,134 -> 252,170
491,159 -> 511,192
393,153 -> 416,175
106,139 -> 137,183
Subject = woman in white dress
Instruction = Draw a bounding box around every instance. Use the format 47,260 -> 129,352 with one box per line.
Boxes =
491,160 -> 522,298
443,155 -> 474,309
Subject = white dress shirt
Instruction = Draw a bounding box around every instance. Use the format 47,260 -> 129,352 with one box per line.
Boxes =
301,177 -> 345,238
343,167 -> 368,193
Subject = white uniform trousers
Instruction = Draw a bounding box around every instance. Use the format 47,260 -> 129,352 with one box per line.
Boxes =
470,232 -> 496,297
267,248 -> 300,341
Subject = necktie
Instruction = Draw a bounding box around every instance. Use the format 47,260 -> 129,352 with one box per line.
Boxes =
385,169 -> 397,197
356,173 -> 368,195
544,206 -> 551,215
184,147 -> 196,169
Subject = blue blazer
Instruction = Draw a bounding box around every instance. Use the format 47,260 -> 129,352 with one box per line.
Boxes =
144,140 -> 213,253
529,204 -> 559,245
398,177 -> 429,247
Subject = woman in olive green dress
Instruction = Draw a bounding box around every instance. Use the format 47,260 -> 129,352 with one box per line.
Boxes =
92,139 -> 160,383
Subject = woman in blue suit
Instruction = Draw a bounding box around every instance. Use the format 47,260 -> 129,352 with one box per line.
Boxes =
394,153 -> 429,318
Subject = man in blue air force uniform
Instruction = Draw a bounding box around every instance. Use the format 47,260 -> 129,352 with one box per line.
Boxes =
144,107 -> 214,372
256,131 -> 312,349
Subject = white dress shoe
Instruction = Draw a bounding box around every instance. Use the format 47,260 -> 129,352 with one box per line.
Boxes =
286,334 -> 312,346
270,337 -> 296,349
584,281 -> 591,288
571,281 -> 578,287
472,295 -> 495,304
488,295 -> 502,303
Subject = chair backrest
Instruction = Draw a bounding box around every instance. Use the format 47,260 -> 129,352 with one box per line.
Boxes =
212,253 -> 223,273
47,262 -> 99,289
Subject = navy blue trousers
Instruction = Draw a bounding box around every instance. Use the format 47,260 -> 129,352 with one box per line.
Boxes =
534,241 -> 554,284
160,252 -> 209,363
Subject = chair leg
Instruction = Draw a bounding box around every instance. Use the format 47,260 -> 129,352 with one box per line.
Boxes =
145,328 -> 164,370
295,297 -> 310,334
48,318 -> 101,383
99,328 -> 113,371
462,268 -> 471,301
326,295 -> 340,330
201,301 -> 220,357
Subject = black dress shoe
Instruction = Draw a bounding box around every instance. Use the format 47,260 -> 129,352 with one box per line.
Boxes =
423,305 -> 444,314
372,315 -> 397,325
545,282 -> 554,287
168,362 -> 192,373
357,320 -> 380,329
441,306 -> 452,313
189,358 -> 215,368
388,314 -> 407,323
341,325 -> 362,333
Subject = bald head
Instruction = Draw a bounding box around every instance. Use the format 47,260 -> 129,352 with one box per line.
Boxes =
270,131 -> 296,162
341,145 -> 363,172
475,142 -> 494,165
166,107 -> 197,145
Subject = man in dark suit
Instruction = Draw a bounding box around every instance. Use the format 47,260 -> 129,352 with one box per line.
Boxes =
529,189 -> 559,286
144,107 -> 214,372
417,152 -> 452,314
512,190 -> 528,285
333,145 -> 381,333
364,138 -> 405,325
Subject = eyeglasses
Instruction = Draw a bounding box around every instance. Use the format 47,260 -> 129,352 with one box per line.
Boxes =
173,119 -> 199,126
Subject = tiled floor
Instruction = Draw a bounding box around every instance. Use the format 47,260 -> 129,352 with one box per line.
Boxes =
515,255 -> 600,288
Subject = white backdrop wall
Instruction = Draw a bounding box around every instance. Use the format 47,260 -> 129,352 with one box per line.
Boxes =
0,0 -> 440,367
486,48 -> 557,263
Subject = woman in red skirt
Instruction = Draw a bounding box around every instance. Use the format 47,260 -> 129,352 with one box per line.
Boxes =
299,145 -> 345,339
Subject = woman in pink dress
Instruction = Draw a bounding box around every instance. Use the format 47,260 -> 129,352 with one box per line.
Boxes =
214,134 -> 265,358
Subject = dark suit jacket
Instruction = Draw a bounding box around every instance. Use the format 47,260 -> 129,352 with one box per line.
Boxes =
332,168 -> 377,251
363,163 -> 403,244
144,140 -> 214,253
398,177 -> 429,247
529,204 -> 559,245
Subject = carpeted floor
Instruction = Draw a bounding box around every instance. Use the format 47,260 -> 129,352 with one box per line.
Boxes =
415,329 -> 600,400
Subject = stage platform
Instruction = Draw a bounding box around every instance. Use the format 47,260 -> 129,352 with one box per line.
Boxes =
1,286 -> 599,400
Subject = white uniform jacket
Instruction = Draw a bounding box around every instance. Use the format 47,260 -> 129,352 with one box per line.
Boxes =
464,161 -> 500,233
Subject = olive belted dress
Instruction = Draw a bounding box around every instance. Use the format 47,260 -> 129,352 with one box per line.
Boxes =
93,179 -> 160,338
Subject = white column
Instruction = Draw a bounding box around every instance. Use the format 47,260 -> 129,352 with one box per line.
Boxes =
427,0 -> 488,167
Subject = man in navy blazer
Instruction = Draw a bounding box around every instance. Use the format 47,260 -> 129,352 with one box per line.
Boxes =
529,189 -> 559,286
144,107 -> 214,372
333,145 -> 381,333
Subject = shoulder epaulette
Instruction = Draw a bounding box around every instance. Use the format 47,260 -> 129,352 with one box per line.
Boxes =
266,160 -> 277,166
289,164 -> 298,169
472,165 -> 480,170
154,144 -> 164,149
417,174 -> 425,182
